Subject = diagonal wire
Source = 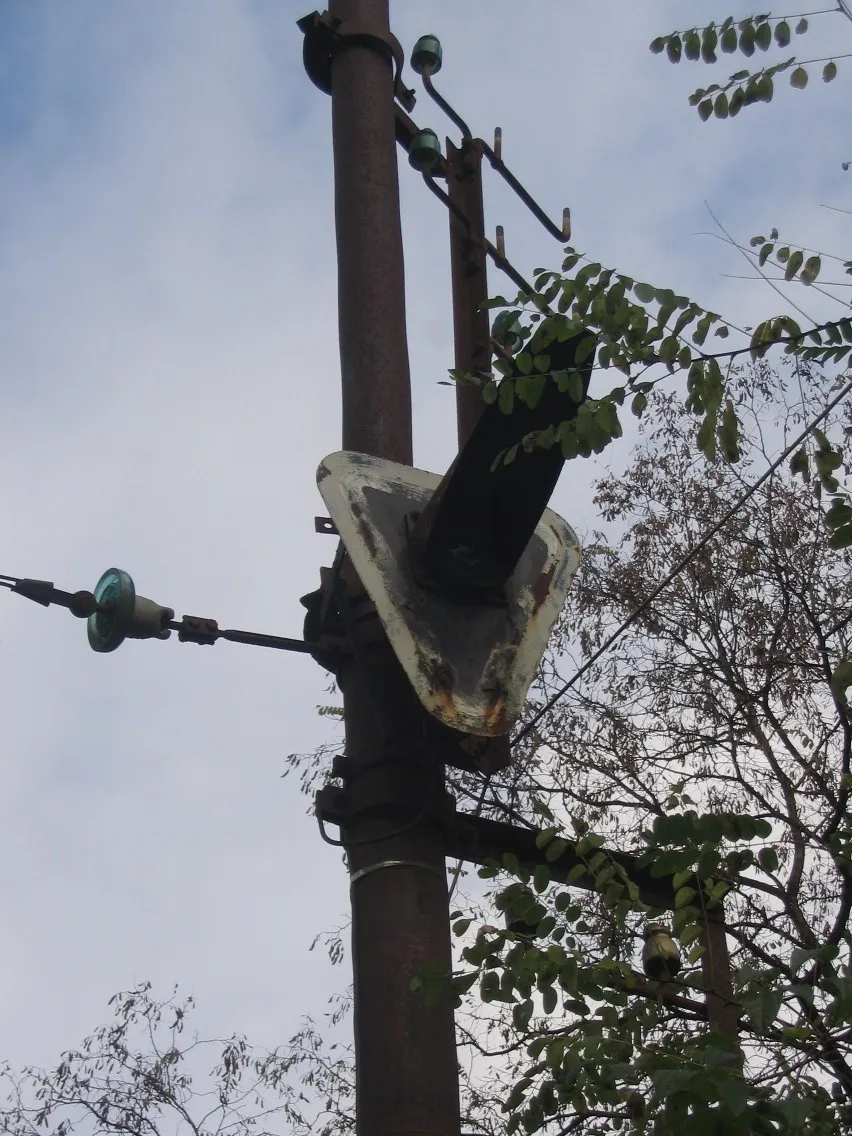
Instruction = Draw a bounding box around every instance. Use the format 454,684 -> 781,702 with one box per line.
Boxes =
512,373 -> 852,748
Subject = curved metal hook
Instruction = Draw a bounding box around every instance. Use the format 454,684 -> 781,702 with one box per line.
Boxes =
421,66 -> 473,141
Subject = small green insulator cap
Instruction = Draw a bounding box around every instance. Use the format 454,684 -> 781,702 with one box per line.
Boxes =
87,568 -> 173,652
492,312 -> 524,354
411,34 -> 442,75
87,568 -> 136,653
409,128 -> 442,172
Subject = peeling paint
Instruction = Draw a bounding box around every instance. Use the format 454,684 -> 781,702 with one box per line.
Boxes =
317,451 -> 581,736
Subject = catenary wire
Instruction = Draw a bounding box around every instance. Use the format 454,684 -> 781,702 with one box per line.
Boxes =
511,374 -> 852,748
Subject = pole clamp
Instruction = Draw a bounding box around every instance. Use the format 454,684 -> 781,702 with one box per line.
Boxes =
297,10 -> 416,112
350,860 -> 446,885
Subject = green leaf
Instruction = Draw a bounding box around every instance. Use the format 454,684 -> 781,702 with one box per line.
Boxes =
795,16 -> 808,34
784,249 -> 804,281
789,447 -> 810,480
533,864 -> 550,893
684,30 -> 701,60
741,987 -> 783,1033
634,282 -> 656,303
754,20 -> 772,50
720,25 -> 737,52
666,34 -> 682,63
482,380 -> 498,404
701,25 -> 717,63
521,372 -> 545,409
774,20 -> 791,47
659,335 -> 679,363
513,998 -> 534,1032
650,36 -> 666,54
801,255 -> 821,284
498,380 -> 515,415
535,827 -> 557,849
631,392 -> 648,417
714,91 -> 729,118
824,60 -> 838,83
675,885 -> 698,907
716,1075 -> 750,1116
697,97 -> 713,121
758,847 -> 779,873
790,66 -> 808,89
545,838 -> 568,862
542,985 -> 558,1015
739,23 -> 756,56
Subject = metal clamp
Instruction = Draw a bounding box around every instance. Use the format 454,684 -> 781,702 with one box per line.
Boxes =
297,10 -> 416,111
350,859 -> 446,885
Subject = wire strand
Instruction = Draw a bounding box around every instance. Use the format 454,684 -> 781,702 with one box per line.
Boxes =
512,374 -> 852,747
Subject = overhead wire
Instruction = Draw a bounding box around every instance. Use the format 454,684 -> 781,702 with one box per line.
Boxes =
512,374 -> 852,747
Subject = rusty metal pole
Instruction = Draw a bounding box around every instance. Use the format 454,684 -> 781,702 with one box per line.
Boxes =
331,0 -> 412,463
700,910 -> 740,1046
445,137 -> 511,775
327,2 -> 462,1133
446,138 -> 491,450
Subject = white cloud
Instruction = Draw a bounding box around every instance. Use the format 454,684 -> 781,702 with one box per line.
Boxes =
0,0 -> 848,1079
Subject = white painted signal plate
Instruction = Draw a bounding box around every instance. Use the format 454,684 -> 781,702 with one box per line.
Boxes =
317,451 -> 580,737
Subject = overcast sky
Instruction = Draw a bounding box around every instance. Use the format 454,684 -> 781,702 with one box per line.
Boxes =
0,0 -> 849,1083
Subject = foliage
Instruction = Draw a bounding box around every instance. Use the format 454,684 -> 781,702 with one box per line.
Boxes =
461,5 -> 852,558
442,363 -> 852,1133
649,10 -> 848,124
0,982 -> 354,1136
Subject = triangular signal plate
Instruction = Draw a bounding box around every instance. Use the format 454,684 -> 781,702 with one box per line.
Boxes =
317,452 -> 580,737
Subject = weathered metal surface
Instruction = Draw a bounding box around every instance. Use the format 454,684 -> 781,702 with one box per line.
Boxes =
445,139 -> 509,771
317,450 -> 581,736
411,335 -> 591,599
327,0 -> 413,466
447,138 -> 491,449
317,4 -> 462,1134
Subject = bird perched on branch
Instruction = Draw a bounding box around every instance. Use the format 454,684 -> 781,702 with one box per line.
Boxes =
642,923 -> 682,982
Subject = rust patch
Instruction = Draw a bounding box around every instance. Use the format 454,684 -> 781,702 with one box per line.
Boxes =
350,500 -> 379,558
532,561 -> 557,610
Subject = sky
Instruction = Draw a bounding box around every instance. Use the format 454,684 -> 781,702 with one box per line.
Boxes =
0,0 -> 849,1092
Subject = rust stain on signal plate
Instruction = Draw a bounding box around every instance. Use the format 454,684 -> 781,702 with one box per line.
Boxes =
317,451 -> 581,737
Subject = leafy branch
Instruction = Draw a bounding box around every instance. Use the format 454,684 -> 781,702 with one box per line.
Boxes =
651,11 -> 848,120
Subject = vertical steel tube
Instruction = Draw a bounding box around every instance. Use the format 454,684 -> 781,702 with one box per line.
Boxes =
446,138 -> 511,775
446,139 -> 491,449
327,2 -> 461,1132
700,910 -> 740,1046
330,0 -> 412,464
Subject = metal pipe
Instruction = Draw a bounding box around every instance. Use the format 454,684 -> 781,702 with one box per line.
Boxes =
330,0 -> 412,463
446,138 -> 490,447
445,138 -> 511,774
326,3 -> 461,1133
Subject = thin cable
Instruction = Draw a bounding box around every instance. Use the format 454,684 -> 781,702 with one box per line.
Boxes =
513,375 -> 852,746
317,801 -> 430,848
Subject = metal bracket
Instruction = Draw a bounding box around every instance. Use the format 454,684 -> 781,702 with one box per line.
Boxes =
297,10 -> 416,112
316,778 -> 456,830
